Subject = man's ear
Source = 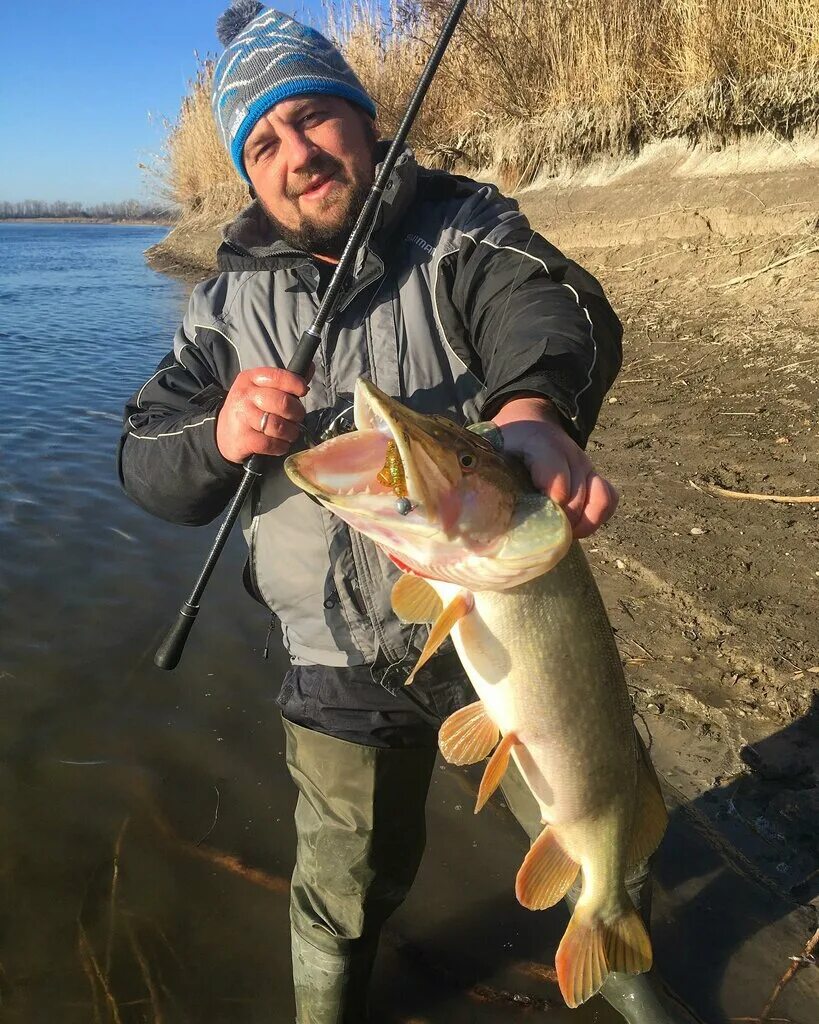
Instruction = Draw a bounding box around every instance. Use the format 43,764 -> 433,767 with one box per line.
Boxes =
362,115 -> 380,158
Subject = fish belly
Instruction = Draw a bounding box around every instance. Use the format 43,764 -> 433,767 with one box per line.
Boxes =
447,544 -> 637,836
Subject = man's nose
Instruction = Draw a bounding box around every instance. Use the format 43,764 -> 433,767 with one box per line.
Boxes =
284,128 -> 321,175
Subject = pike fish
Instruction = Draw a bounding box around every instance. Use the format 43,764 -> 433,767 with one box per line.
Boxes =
284,380 -> 667,1007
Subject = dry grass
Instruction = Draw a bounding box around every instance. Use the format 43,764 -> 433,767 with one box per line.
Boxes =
146,61 -> 247,218
147,0 -> 819,226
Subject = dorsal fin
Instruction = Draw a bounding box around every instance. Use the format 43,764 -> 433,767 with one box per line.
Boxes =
628,734 -> 668,866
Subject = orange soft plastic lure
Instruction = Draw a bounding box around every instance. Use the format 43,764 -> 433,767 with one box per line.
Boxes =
377,440 -> 408,498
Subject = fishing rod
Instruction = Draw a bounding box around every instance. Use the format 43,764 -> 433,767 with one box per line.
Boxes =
155,0 -> 471,670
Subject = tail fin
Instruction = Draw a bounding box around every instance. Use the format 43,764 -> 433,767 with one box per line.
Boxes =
555,903 -> 653,1008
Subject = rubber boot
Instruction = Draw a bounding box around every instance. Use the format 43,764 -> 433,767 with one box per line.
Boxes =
500,759 -> 705,1024
283,718 -> 437,1024
291,928 -> 377,1024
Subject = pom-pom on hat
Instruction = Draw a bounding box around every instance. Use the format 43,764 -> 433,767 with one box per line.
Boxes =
212,2 -> 377,182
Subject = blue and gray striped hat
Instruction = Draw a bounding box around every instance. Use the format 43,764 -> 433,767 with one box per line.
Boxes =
212,1 -> 377,182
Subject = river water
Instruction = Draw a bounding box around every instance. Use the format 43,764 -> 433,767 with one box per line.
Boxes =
0,223 -> 607,1023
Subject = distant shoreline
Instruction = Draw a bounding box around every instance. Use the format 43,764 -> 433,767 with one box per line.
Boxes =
1,218 -> 175,226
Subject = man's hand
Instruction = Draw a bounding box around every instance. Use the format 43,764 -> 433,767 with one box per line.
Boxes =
216,366 -> 311,464
493,396 -> 619,539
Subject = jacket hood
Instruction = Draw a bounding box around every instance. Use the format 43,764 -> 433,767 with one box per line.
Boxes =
219,142 -> 418,270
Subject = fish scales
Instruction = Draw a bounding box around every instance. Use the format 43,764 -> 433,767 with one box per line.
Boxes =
437,543 -> 636,826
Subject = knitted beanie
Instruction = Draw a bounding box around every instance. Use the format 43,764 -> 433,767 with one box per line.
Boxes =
212,1 -> 377,181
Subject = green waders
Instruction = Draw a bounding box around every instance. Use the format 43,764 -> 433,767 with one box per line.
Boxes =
284,718 -> 436,1023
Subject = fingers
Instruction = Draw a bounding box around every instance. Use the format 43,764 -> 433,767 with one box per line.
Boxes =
249,365 -> 312,395
257,411 -> 301,445
491,414 -> 620,539
562,470 -> 588,530
251,387 -> 306,425
526,444 -> 586,526
216,366 -> 311,464
529,449 -> 617,539
573,473 -> 620,539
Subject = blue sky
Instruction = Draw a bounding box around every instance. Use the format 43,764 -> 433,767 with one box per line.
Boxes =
0,1 -> 327,205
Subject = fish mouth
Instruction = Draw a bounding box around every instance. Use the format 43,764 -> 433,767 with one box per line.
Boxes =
284,380 -> 462,531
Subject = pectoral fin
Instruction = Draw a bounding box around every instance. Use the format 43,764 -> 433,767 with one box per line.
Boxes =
627,734 -> 668,867
475,732 -> 518,813
515,826 -> 580,910
391,574 -> 442,623
439,701 -> 499,765
405,592 -> 473,685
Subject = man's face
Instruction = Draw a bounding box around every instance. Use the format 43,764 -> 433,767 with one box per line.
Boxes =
243,95 -> 378,260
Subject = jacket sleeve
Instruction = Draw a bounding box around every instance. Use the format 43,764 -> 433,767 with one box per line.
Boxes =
117,278 -> 245,526
442,186 -> 622,446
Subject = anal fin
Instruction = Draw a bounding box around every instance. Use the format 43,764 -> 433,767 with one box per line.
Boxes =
515,826 -> 579,909
405,592 -> 473,685
439,701 -> 499,765
555,912 -> 608,1008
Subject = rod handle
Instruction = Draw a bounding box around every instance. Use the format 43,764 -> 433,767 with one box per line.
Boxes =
154,602 -> 199,670
288,328 -> 321,378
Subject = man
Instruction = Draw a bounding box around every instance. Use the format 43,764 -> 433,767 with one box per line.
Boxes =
119,4 -> 697,1022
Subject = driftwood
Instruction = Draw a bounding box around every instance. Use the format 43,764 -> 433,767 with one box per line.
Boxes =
716,245 -> 819,287
759,927 -> 819,1022
689,479 -> 819,504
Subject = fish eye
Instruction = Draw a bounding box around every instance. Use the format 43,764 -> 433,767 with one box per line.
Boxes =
459,452 -> 476,469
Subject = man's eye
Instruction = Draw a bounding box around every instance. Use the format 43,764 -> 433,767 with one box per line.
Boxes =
252,140 -> 277,162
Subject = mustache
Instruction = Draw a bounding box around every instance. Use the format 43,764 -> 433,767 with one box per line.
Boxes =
286,156 -> 346,199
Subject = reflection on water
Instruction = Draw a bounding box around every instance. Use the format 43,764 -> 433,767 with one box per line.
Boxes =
0,224 -> 591,1022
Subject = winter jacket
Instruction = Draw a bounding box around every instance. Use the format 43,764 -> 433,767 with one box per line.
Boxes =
118,146 -> 622,669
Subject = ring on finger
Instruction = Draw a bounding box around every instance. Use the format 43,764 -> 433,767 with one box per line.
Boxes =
259,412 -> 270,433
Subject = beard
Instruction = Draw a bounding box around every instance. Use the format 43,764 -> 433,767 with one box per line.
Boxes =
260,154 -> 372,259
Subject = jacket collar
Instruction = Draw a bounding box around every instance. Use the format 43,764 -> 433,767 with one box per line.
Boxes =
218,142 -> 418,283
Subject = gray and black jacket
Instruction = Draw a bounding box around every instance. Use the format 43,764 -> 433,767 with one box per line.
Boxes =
118,147 -> 622,669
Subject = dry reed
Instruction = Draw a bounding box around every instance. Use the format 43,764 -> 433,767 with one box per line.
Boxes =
147,0 -> 819,224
